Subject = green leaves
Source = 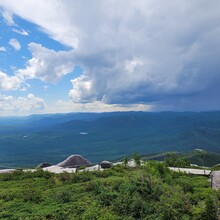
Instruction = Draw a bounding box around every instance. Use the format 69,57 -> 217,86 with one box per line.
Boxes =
0,163 -> 219,219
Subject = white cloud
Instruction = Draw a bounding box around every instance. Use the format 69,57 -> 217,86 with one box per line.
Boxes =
1,1 -> 220,110
0,46 -> 6,52
1,9 -> 15,26
0,94 -> 151,116
1,10 -> 29,36
46,99 -> 152,114
0,1 -> 79,48
69,75 -> 94,103
0,93 -> 45,115
65,0 -> 220,106
9,38 -> 21,50
0,71 -> 22,90
12,28 -> 29,36
19,83 -> 30,92
17,43 -> 75,83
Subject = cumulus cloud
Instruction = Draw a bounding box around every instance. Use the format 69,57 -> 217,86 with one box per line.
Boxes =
1,1 -> 220,110
67,0 -> 220,107
9,38 -> 21,50
17,43 -> 75,83
0,93 -> 45,115
69,75 -> 94,103
0,71 -> 22,90
24,93 -> 45,111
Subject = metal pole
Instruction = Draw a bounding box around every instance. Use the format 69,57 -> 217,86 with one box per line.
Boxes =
210,174 -> 213,189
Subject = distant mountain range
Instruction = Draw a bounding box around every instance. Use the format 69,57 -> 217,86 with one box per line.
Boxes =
0,111 -> 220,168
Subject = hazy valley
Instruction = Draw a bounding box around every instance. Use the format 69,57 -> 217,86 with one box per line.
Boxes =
1,111 -> 220,168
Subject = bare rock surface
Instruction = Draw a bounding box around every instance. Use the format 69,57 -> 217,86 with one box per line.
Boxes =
211,171 -> 220,189
37,162 -> 52,168
57,154 -> 92,168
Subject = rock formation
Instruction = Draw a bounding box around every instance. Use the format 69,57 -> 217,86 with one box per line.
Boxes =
57,154 -> 91,168
37,162 -> 52,168
100,160 -> 112,169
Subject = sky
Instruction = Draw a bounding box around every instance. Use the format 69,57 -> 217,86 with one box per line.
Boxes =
0,0 -> 220,116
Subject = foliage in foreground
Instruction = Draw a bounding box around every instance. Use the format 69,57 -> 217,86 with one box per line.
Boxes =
0,162 -> 219,220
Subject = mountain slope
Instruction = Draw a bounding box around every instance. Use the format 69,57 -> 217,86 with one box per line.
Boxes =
0,111 -> 220,167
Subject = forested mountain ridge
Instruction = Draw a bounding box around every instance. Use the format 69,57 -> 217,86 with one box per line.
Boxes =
1,111 -> 220,168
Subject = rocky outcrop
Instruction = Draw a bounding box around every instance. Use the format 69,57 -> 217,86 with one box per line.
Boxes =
57,154 -> 91,168
37,162 -> 52,168
100,160 -> 112,169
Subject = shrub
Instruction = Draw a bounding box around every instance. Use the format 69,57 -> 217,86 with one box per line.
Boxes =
56,190 -> 72,203
22,187 -> 42,203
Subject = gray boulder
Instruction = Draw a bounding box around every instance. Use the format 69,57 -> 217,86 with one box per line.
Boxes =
37,162 -> 52,168
100,160 -> 112,169
57,154 -> 91,168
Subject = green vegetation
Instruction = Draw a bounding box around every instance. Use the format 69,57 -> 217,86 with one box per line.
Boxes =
0,162 -> 219,219
123,156 -> 128,166
132,152 -> 141,167
164,153 -> 191,167
186,150 -> 220,167
142,150 -> 220,167
212,164 -> 220,171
